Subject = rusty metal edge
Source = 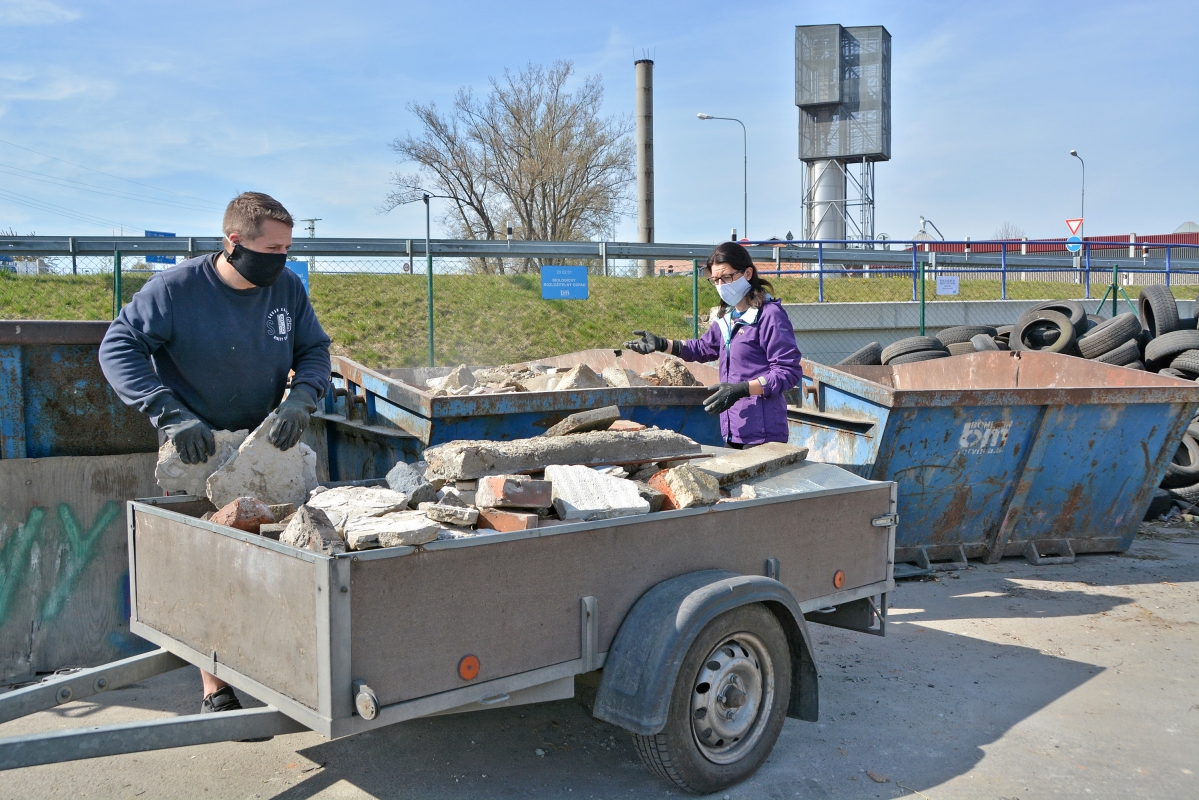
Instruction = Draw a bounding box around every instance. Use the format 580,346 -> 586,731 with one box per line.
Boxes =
0,320 -> 111,345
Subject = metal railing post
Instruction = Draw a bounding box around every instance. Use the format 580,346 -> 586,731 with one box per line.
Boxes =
692,259 -> 700,340
774,246 -> 780,277
919,257 -> 926,336
911,247 -> 918,302
1165,245 -> 1171,287
69,236 -> 77,275
817,243 -> 824,303
112,250 -> 122,319
1000,243 -> 1007,300
1112,264 -> 1118,318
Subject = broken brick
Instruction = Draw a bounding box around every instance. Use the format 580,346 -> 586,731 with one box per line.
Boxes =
476,508 -> 540,532
608,420 -> 647,433
476,475 -> 553,509
210,497 -> 275,534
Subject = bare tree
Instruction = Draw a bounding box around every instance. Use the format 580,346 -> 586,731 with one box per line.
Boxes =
384,61 -> 634,273
993,221 -> 1026,240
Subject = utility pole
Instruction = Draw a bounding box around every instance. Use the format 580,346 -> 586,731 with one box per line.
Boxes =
298,218 -> 321,274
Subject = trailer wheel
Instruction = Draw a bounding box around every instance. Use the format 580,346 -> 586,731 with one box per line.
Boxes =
632,604 -> 791,794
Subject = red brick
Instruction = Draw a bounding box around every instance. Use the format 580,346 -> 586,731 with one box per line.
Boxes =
476,508 -> 540,532
646,470 -> 678,511
476,475 -> 552,509
608,420 -> 647,432
210,496 -> 275,534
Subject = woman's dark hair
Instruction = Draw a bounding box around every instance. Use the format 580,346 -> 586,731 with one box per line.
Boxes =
705,241 -> 774,317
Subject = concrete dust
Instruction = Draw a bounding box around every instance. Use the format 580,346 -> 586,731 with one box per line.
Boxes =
1,531 -> 1196,799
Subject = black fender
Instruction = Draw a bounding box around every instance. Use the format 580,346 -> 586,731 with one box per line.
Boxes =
592,570 -> 819,736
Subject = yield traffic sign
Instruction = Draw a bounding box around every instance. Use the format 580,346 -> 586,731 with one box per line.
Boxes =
1066,218 -> 1083,235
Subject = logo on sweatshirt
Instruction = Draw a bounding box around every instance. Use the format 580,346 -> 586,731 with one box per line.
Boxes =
267,307 -> 293,341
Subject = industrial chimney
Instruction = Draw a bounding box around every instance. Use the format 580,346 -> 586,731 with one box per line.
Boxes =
635,58 -> 654,277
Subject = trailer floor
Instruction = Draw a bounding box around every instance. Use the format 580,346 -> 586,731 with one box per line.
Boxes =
2,527 -> 1197,800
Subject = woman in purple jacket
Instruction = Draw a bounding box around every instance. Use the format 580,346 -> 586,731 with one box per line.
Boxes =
625,242 -> 803,447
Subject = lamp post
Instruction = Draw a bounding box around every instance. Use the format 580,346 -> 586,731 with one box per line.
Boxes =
391,187 -> 455,367
698,113 -> 747,240
1069,150 -> 1085,241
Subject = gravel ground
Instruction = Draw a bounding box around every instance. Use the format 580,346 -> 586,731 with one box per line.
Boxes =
1,526 -> 1196,799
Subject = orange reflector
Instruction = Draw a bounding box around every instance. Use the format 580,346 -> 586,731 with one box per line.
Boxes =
833,570 -> 846,589
458,654 -> 480,681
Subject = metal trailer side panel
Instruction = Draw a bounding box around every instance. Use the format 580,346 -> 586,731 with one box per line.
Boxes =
349,484 -> 891,708
132,509 -> 322,709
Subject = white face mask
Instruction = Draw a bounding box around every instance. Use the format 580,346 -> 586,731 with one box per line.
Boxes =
716,275 -> 751,306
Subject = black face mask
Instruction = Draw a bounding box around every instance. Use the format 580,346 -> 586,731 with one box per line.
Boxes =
226,243 -> 288,287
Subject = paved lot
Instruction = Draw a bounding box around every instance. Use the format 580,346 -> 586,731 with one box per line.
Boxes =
2,527 -> 1197,799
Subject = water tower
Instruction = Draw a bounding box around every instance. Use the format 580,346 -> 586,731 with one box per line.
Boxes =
795,25 -> 891,245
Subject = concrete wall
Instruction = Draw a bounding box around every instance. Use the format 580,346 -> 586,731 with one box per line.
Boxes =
784,299 -> 1195,364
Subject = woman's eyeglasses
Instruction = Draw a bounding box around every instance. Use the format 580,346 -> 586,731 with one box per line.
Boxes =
708,273 -> 743,286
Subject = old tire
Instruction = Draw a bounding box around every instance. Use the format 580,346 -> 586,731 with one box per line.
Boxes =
1093,338 -> 1141,366
888,350 -> 951,365
1125,360 -> 1146,370
632,604 -> 791,795
1139,285 -> 1181,338
1011,310 -> 1077,354
1170,350 -> 1199,375
881,337 -> 946,365
1145,330 -> 1199,371
971,333 -> 1000,351
1159,368 -> 1189,379
936,325 -> 997,346
1077,312 -> 1142,359
946,341 -> 977,356
1081,313 -> 1106,334
1025,324 -> 1062,347
836,341 -> 882,366
1145,489 -> 1174,520
1162,434 -> 1199,489
1025,300 -> 1087,336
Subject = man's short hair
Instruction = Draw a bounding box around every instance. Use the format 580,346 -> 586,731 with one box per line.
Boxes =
222,192 -> 294,240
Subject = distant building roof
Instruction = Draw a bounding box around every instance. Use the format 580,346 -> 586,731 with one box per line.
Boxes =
1176,221 -> 1199,234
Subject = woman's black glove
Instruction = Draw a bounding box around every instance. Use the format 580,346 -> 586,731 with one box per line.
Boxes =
624,330 -> 670,355
269,389 -> 318,451
703,382 -> 751,414
158,396 -> 216,465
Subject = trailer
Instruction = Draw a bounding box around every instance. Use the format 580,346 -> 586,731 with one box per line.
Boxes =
0,455 -> 895,794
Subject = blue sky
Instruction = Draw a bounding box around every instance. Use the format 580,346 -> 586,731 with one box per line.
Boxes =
0,0 -> 1195,243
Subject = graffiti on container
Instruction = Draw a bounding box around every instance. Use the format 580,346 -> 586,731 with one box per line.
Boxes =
959,420 -> 1012,454
0,500 -> 120,627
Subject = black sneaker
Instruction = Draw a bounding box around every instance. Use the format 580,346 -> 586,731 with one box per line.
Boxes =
201,686 -> 243,713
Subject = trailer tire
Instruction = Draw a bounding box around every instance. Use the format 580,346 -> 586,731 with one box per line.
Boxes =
632,604 -> 791,795
1162,434 -> 1199,489
1145,330 -> 1199,371
1139,285 -> 1181,339
1092,338 -> 1141,366
1011,310 -> 1076,354
836,341 -> 882,367
881,337 -> 945,364
1077,312 -> 1142,359
935,325 -> 997,346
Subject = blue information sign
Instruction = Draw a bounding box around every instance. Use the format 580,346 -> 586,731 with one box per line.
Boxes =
145,230 -> 176,265
541,265 -> 589,300
287,258 -> 309,293
1066,235 -> 1082,253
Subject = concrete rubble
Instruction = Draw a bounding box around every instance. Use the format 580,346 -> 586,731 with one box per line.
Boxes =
420,503 -> 479,527
155,429 -> 247,496
306,485 -> 410,532
693,442 -> 809,486
600,366 -> 650,388
649,464 -> 721,510
633,480 -> 666,513
645,357 -> 702,387
279,506 -> 346,555
554,364 -> 607,391
544,406 -> 622,437
544,464 -> 650,521
475,475 -> 553,508
423,429 -> 702,481
343,511 -> 441,550
386,460 -> 438,507
209,496 -> 275,534
205,414 -> 316,508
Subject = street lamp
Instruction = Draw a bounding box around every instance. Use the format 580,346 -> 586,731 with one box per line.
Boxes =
393,187 -> 456,367
698,113 -> 747,240
1069,150 -> 1085,241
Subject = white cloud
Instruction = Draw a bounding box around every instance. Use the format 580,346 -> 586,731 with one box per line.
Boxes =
0,0 -> 80,26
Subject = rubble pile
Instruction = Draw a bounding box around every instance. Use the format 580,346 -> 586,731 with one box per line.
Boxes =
182,403 -> 809,555
419,356 -> 701,396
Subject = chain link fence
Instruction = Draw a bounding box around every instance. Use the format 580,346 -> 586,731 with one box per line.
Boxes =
4,239 -> 1198,368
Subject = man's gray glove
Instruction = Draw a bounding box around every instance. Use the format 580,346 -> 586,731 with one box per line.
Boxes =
158,396 -> 216,465
269,389 -> 317,451
624,330 -> 670,355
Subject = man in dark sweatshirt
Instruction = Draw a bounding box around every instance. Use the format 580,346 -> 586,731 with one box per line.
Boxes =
99,191 -> 331,714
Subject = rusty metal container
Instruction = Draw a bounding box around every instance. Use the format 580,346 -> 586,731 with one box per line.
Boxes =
788,351 -> 1199,568
323,350 -> 722,458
